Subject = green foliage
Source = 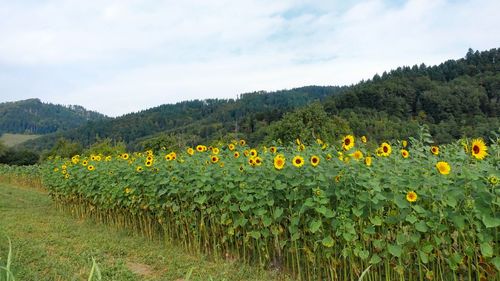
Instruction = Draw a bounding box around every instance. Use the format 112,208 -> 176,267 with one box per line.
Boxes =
264,103 -> 350,144
85,138 -> 126,156
0,148 -> 39,166
44,138 -> 83,159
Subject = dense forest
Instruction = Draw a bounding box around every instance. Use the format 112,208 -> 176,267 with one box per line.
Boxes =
0,98 -> 108,135
12,47 -> 500,156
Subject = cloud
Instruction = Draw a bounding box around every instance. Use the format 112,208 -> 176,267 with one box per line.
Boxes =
0,0 -> 499,116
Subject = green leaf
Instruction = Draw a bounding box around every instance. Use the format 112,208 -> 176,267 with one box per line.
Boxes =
322,236 -> 334,248
405,214 -> 417,224
451,215 -> 466,230
388,244 -> 402,258
415,221 -> 428,233
194,194 -> 207,205
359,250 -> 369,260
370,216 -> 382,226
482,215 -> 500,228
480,242 -> 493,258
309,219 -> 322,233
394,195 -> 410,209
248,231 -> 261,239
262,216 -> 272,227
369,254 -> 382,264
422,244 -> 433,254
492,257 -> 500,272
273,207 -> 284,219
419,251 -> 429,264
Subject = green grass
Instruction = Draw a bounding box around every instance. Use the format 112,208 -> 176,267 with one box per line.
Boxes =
0,133 -> 41,147
0,183 -> 290,281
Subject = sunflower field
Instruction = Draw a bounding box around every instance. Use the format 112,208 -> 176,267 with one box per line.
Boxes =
27,136 -> 500,280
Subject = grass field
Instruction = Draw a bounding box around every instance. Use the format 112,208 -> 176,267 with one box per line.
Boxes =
0,133 -> 41,147
0,183 -> 289,281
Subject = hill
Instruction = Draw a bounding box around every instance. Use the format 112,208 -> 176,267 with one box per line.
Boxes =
21,47 -> 500,153
21,86 -> 342,151
0,98 -> 108,135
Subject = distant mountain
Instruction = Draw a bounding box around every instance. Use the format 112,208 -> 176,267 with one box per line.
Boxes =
0,98 -> 108,135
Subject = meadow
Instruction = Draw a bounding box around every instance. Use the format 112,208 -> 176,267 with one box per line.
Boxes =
1,134 -> 499,280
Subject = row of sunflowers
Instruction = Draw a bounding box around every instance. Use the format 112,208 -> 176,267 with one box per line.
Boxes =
18,135 -> 500,280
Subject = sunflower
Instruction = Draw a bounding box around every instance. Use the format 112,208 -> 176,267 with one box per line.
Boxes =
248,157 -> 255,166
196,145 -> 204,152
239,165 -> 244,172
436,161 -> 451,175
71,156 -> 79,164
292,156 -> 305,168
53,167 -> 59,172
219,162 -> 225,168
488,175 -> 499,186
316,138 -> 323,145
147,155 -> 154,161
87,165 -> 95,171
146,149 -> 153,155
326,154 -> 332,160
351,150 -> 363,160
145,160 -> 153,167
243,150 -> 249,157
239,139 -> 246,146
298,144 -> 305,151
342,135 -> 355,150
406,191 -> 417,203
364,156 -> 372,166
401,149 -> 409,158
170,152 -> 177,160
61,164 -> 67,170
234,151 -> 240,158
61,169 -> 67,175
211,155 -> 219,163
82,160 -> 89,166
379,142 -> 392,157
402,140 -> 408,148
274,156 -> 285,170
212,148 -> 220,154
105,156 -> 112,161
121,153 -> 129,160
361,136 -> 367,143
125,187 -> 132,194
471,138 -> 488,160
269,146 -> 277,154
187,147 -> 195,156
431,146 -> 439,155
310,155 -> 320,167
91,155 -> 97,161
64,174 -> 70,179
165,154 -> 173,161
249,149 -> 258,157
228,144 -> 235,151
95,155 -> 102,162
136,166 -> 143,172
254,157 -> 263,166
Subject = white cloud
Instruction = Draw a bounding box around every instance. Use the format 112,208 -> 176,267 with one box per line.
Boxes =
0,0 -> 499,116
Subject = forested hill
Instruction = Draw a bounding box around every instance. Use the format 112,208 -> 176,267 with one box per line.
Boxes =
0,98 -> 108,135
21,86 -> 341,151
322,48 -> 499,143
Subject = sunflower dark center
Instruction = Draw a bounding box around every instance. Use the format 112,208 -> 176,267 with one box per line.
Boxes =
345,138 -> 351,145
383,146 -> 388,153
473,145 -> 480,154
312,158 -> 318,163
296,159 -> 301,164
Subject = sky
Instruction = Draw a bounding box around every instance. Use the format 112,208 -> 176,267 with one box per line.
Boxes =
0,0 -> 499,117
